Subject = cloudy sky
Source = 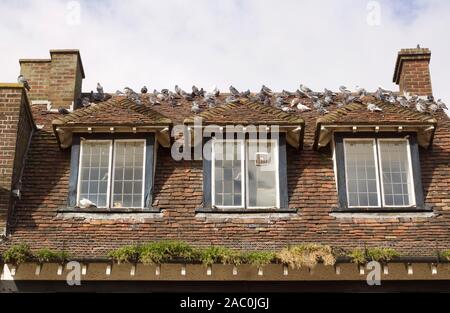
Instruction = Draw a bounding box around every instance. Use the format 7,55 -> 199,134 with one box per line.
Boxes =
0,0 -> 449,104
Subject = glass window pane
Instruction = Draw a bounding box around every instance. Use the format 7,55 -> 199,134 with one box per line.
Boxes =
213,141 -> 243,207
247,141 -> 278,208
112,141 -> 145,208
78,141 -> 111,208
344,140 -> 379,207
379,140 -> 414,206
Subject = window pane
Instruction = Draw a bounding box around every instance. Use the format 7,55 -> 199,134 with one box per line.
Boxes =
213,141 -> 243,207
345,140 -> 379,207
379,140 -> 414,206
112,141 -> 145,208
247,141 -> 278,208
78,141 -> 111,208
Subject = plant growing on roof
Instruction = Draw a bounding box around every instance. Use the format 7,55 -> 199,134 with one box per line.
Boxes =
348,247 -> 399,264
348,249 -> 366,265
242,251 -> 276,268
198,246 -> 242,267
139,241 -> 196,265
35,249 -> 70,264
440,250 -> 450,261
2,243 -> 33,265
277,244 -> 336,269
108,244 -> 141,264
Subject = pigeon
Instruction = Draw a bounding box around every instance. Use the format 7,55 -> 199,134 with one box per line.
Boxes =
261,85 -> 273,96
191,101 -> 201,114
297,103 -> 311,112
58,107 -> 70,115
295,89 -> 308,98
437,99 -> 447,110
115,90 -> 124,96
397,96 -> 409,107
79,198 -> 97,209
299,84 -> 312,94
263,97 -> 272,106
81,97 -> 91,107
141,86 -> 148,94
229,86 -> 240,97
192,85 -> 200,97
97,83 -> 104,95
274,97 -> 285,108
281,106 -> 293,113
374,88 -> 384,101
316,106 -> 329,114
324,95 -> 333,105
290,98 -> 301,107
367,103 -> 382,112
416,99 -> 427,113
323,88 -> 335,97
429,102 -> 439,113
17,75 -> 31,91
241,89 -> 251,98
343,94 -> 358,105
175,85 -> 183,95
355,86 -> 367,97
387,94 -> 397,104
149,96 -> 161,106
339,85 -> 351,94
213,86 -> 220,97
281,90 -> 293,98
225,95 -> 240,104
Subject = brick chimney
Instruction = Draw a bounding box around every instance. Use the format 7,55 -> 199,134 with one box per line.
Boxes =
0,84 -> 35,237
393,47 -> 433,97
19,50 -> 85,109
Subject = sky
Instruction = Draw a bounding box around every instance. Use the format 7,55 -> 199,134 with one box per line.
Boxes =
0,0 -> 449,105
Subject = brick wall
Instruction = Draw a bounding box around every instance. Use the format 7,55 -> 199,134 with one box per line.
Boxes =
0,85 -> 34,235
393,48 -> 433,96
20,50 -> 84,109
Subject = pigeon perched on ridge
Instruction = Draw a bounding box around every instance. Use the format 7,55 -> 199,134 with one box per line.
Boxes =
261,85 -> 273,96
241,89 -> 251,98
116,90 -> 124,96
191,101 -> 201,114
355,86 -> 367,97
229,86 -> 240,97
17,75 -> 31,91
141,86 -> 148,94
437,99 -> 447,110
97,83 -> 104,95
299,84 -> 312,94
339,85 -> 351,94
367,103 -> 382,112
397,96 -> 409,107
290,98 -> 301,107
416,99 -> 427,113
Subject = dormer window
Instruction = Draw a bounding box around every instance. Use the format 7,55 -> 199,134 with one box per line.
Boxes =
334,133 -> 427,212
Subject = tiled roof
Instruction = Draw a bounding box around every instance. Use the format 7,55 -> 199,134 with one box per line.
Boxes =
52,97 -> 172,127
183,99 -> 305,125
317,100 -> 437,125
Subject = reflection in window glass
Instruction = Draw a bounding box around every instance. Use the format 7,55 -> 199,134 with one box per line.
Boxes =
379,140 -> 414,206
345,140 -> 379,207
112,141 -> 145,208
79,141 -> 111,207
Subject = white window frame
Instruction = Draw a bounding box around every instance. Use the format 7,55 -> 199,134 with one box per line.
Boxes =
342,137 -> 416,209
211,138 -> 280,210
77,139 -> 146,209
343,138 -> 382,209
111,139 -> 147,209
76,140 -> 113,208
377,138 -> 416,208
245,139 -> 280,209
211,139 -> 245,209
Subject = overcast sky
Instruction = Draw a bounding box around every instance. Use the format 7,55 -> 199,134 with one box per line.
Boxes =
0,0 -> 449,105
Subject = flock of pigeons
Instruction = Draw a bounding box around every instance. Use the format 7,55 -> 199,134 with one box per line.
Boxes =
17,75 -> 447,116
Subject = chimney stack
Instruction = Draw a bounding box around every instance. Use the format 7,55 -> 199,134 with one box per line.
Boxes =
19,50 -> 85,109
393,47 -> 432,97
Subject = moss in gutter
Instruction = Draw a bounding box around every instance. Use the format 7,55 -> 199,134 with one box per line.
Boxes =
348,247 -> 399,264
2,243 -> 33,265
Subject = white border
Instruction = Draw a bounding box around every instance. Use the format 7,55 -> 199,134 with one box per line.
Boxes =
111,139 -> 146,209
343,138 -> 381,209
377,138 -> 416,208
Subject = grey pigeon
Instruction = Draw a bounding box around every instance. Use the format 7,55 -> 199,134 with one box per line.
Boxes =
191,101 -> 201,114
397,96 -> 409,107
323,88 -> 335,97
416,99 -> 427,113
17,75 -> 31,91
229,86 -> 240,97
175,85 -> 183,95
281,90 -> 293,98
437,99 -> 447,110
275,96 -> 285,108
367,103 -> 382,112
192,85 -> 200,96
339,85 -> 351,94
58,107 -> 70,115
81,97 -> 90,107
263,97 -> 271,106
299,84 -> 312,94
115,90 -> 124,96
261,85 -> 273,96
241,89 -> 251,98
97,83 -> 104,95
355,86 -> 367,97
429,102 -> 439,112
225,95 -> 240,104
141,86 -> 148,94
